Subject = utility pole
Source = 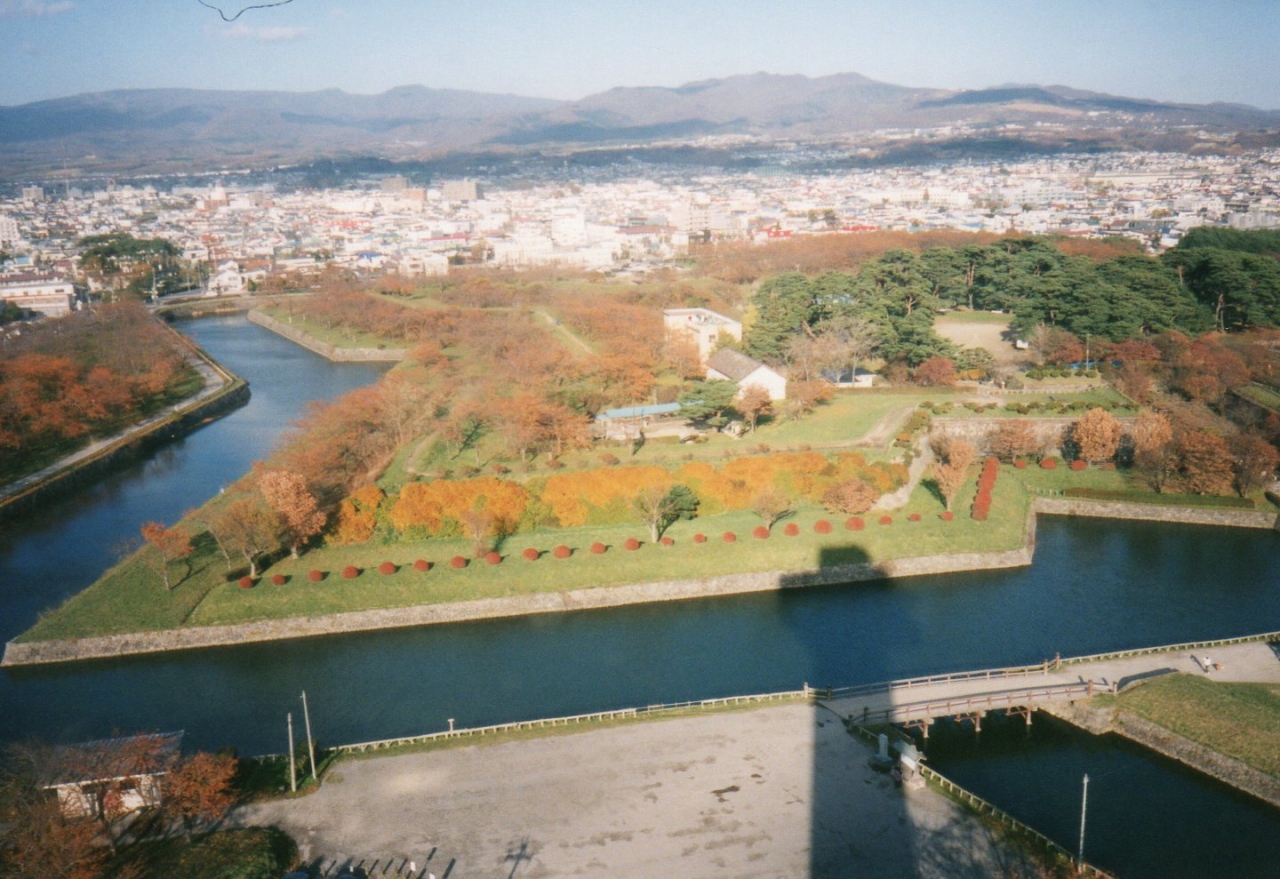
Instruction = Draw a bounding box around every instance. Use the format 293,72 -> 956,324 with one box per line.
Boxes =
301,690 -> 318,783
287,712 -> 297,793
1077,773 -> 1089,865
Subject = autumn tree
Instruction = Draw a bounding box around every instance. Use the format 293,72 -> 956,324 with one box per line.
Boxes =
139,522 -> 193,591
258,470 -> 326,559
929,438 -> 975,512
1177,429 -> 1234,495
820,479 -> 879,515
1229,433 -> 1280,497
163,751 -> 238,834
0,742 -> 106,879
988,420 -> 1042,462
737,385 -> 772,433
1073,408 -> 1123,464
779,380 -> 833,422
459,506 -> 494,556
631,484 -> 699,542
1131,410 -> 1177,492
913,356 -> 958,387
750,487 -> 794,529
209,496 -> 284,577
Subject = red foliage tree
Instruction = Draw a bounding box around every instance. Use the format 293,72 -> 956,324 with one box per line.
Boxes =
163,751 -> 238,833
258,470 -> 326,559
139,521 -> 193,591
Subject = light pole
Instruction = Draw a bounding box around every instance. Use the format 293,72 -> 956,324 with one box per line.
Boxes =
1077,773 -> 1089,865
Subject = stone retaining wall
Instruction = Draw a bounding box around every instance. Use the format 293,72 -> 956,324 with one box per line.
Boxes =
1113,712 -> 1280,808
2,540 -> 1035,667
247,310 -> 406,362
1032,497 -> 1280,531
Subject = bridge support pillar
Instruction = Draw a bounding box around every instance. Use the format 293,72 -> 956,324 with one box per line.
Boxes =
902,718 -> 933,740
1007,706 -> 1033,728
954,711 -> 986,734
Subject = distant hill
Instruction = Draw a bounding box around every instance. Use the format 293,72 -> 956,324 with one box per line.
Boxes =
2,73 -> 1278,179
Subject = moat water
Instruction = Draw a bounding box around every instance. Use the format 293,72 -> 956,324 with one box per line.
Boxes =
1,314 -> 1277,877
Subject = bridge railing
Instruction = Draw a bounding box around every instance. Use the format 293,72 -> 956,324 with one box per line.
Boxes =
823,661 -> 1052,701
846,682 -> 1111,725
332,689 -> 807,755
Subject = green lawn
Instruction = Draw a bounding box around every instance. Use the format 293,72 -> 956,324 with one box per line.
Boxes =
935,311 -> 1014,325
256,305 -> 400,350
107,828 -> 297,879
1104,674 -> 1280,780
20,473 -> 1030,640
1236,383 -> 1280,413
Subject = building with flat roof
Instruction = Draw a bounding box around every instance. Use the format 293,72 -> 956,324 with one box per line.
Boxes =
662,307 -> 742,365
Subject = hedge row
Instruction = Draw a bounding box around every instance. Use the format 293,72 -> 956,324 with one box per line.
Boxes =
973,456 -> 999,521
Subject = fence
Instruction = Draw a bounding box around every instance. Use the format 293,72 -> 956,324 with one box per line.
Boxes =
855,682 -> 1110,725
1058,629 -> 1280,668
333,689 -> 807,755
823,661 -> 1053,702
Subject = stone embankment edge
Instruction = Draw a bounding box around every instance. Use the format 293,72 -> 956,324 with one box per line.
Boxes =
1111,712 -> 1280,809
0,328 -> 250,522
9,492 -> 1279,667
1,537 -> 1036,667
247,309 -> 406,362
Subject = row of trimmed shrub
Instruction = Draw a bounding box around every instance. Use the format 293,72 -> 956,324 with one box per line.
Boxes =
245,510 -> 966,588
973,456 -> 1000,521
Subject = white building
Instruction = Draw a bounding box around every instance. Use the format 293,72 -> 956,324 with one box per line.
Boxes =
663,307 -> 742,365
0,274 -> 78,317
706,348 -> 787,401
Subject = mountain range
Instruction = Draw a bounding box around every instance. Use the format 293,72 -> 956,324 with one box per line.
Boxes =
2,72 -> 1278,179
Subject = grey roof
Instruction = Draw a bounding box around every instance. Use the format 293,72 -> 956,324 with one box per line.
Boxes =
706,348 -> 769,382
42,731 -> 184,787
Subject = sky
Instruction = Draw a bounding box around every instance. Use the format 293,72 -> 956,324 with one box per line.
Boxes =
2,0 -> 1279,110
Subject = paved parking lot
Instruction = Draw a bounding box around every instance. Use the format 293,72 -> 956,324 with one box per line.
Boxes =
238,703 -> 1022,878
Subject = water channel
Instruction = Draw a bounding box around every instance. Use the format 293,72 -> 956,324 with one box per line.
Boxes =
2,314 -> 1278,877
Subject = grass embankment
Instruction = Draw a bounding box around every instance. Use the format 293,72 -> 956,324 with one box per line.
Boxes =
254,306 -> 398,350
1104,674 -> 1280,780
1236,383 -> 1280,413
18,474 -> 1029,641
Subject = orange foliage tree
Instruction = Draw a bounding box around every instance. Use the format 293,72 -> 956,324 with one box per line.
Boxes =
258,470 -> 327,558
139,521 -> 193,590
1073,408 -> 1123,464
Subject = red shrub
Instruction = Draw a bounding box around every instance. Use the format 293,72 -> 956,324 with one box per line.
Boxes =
784,522 -> 801,536
450,555 -> 468,568
271,573 -> 286,586
553,545 -> 572,559
752,525 -> 770,539
378,561 -> 397,575
845,516 -> 865,531
342,565 -> 360,579
238,576 -> 254,589
940,511 -> 955,521
1069,459 -> 1088,471
973,509 -> 989,522
523,547 -> 540,561
624,537 -> 641,551
590,542 -> 607,554
908,513 -> 922,522
1014,459 -> 1028,469
722,531 -> 737,543
1100,462 -> 1116,471
1040,457 -> 1059,470
485,551 -> 502,565
307,569 -> 325,582
660,536 -> 675,546
814,519 -> 833,534
413,559 -> 431,572
693,533 -> 707,544
878,515 -> 893,526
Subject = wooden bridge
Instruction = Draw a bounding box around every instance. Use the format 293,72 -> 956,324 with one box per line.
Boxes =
819,630 -> 1280,737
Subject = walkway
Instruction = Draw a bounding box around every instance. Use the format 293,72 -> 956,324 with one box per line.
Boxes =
823,638 -> 1280,732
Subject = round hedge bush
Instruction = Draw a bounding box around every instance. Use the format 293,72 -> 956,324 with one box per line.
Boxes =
784,522 -> 800,536
449,555 -> 468,569
485,551 -> 502,565
523,547 -> 540,561
238,576 -> 254,589
973,509 -> 989,522
908,512 -> 922,522
1100,462 -> 1116,470
722,531 -> 737,543
378,561 -> 397,575
752,525 -> 770,539
413,559 -> 431,572
660,536 -> 675,546
590,542 -> 607,554
553,545 -> 572,559
1014,459 -> 1028,469
693,533 -> 707,544
1040,457 -> 1059,470
845,517 -> 864,531
271,573 -> 287,586
1069,459 -> 1088,471
940,511 -> 955,521
814,519 -> 833,534
624,537 -> 641,551
878,515 -> 893,526
342,565 -> 360,580
307,569 -> 325,582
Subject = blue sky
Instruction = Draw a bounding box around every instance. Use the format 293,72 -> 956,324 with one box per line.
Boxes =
2,0 -> 1277,109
